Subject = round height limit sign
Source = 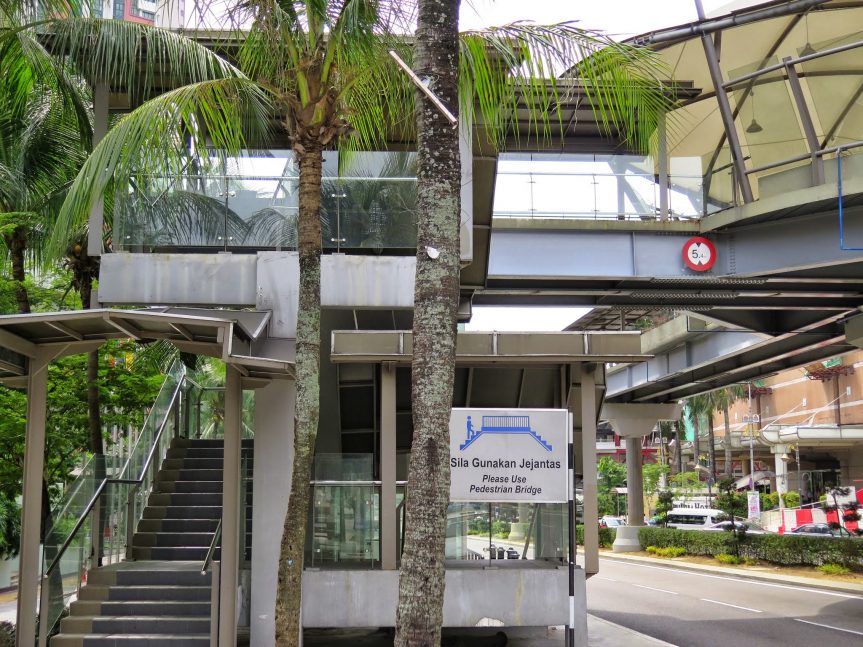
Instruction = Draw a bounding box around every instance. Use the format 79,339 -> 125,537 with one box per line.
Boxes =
682,236 -> 717,272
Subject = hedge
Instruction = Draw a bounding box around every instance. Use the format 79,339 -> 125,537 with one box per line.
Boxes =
576,525 -> 616,548
638,527 -> 863,571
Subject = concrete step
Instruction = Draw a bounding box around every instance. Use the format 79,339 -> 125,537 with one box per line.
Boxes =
133,532 -> 215,548
154,480 -> 223,494
156,469 -> 225,483
70,601 -> 210,617
143,506 -> 222,520
88,567 -> 211,587
50,633 -> 209,646
147,492 -> 224,507
78,585 -> 211,602
60,615 -> 210,634
136,518 -> 220,533
131,547 -> 216,561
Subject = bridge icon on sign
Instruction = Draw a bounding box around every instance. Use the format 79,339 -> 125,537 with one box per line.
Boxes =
460,415 -> 552,452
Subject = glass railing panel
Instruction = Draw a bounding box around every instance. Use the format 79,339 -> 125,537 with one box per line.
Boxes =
39,510 -> 91,643
307,483 -> 380,567
445,502 -> 567,562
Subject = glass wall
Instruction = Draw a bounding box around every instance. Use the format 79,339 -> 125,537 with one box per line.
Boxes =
114,151 -> 418,252
493,153 -> 704,221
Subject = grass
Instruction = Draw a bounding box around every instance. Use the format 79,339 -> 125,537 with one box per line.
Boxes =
819,563 -> 850,576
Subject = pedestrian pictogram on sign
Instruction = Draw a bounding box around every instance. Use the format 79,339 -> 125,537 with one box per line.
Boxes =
682,236 -> 717,272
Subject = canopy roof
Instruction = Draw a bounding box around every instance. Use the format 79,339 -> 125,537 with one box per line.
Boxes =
0,308 -> 294,385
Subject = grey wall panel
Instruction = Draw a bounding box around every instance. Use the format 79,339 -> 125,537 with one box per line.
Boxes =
100,253 -> 257,305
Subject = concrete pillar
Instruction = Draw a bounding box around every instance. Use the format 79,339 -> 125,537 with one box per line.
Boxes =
219,366 -> 242,647
380,363 -> 397,570
87,83 -> 109,261
625,437 -> 644,527
250,379 -> 295,647
603,403 -> 681,554
579,364 -> 599,575
772,445 -> 790,496
17,351 -> 49,647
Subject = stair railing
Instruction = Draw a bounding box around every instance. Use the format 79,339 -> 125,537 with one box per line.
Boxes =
37,361 -> 187,645
201,519 -> 222,647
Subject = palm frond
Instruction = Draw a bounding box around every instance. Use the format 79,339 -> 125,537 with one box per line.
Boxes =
459,22 -> 673,153
48,77 -> 272,258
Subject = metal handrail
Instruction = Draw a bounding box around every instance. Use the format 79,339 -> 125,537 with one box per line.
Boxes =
43,381 -> 183,577
201,519 -> 223,574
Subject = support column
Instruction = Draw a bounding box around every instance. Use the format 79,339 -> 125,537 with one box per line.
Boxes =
219,366 -> 242,647
603,402 -> 681,553
380,363 -> 397,569
625,437 -> 645,527
658,114 -> 670,220
579,364 -> 599,576
773,445 -> 790,496
87,83 -> 109,261
17,351 -> 49,647
250,379 -> 295,647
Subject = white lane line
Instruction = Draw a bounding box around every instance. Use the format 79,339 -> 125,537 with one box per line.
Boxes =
603,559 -> 863,600
595,577 -> 618,582
700,598 -> 763,613
795,619 -> 863,636
633,583 -> 678,595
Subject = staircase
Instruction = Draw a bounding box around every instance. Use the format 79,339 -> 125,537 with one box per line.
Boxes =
50,438 -> 253,647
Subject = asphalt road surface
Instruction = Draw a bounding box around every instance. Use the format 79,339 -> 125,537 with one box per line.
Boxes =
587,556 -> 863,646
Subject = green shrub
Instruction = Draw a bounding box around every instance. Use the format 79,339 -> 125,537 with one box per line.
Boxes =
819,563 -> 850,576
575,525 -> 617,548
715,553 -> 744,565
638,526 -> 863,571
0,621 -> 13,647
645,546 -> 658,554
783,491 -> 801,508
653,546 -> 685,558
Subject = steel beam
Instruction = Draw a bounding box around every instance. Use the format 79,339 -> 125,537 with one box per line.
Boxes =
784,57 -> 825,185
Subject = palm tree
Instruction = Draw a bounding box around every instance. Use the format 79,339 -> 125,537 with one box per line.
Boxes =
39,2 -> 673,643
713,385 -> 745,476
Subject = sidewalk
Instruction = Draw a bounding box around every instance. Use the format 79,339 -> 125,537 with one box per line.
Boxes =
304,620 -> 673,646
597,550 -> 863,595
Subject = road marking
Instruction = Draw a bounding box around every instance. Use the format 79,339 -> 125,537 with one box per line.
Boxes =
595,577 -> 618,582
633,584 -> 678,595
602,559 -> 863,600
795,619 -> 863,636
700,598 -> 762,613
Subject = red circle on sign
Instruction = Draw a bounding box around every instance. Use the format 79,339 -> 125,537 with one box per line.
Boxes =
682,236 -> 716,272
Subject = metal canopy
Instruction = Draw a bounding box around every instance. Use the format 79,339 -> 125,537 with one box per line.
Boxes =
0,308 -> 293,384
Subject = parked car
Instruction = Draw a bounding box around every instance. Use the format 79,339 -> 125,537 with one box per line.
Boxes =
599,516 -> 625,528
789,523 -> 856,538
704,520 -> 771,534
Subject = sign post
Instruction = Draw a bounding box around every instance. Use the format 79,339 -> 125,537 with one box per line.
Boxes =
450,409 -> 572,640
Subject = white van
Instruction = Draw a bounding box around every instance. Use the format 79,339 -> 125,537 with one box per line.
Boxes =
665,508 -> 724,529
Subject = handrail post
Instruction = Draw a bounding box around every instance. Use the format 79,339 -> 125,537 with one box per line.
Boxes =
210,561 -> 220,647
126,488 -> 137,560
38,575 -> 49,647
90,498 -> 101,569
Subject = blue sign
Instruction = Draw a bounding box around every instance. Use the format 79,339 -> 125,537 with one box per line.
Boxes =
459,414 -> 553,452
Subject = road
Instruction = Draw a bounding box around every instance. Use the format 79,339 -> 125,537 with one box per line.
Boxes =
587,556 -> 863,646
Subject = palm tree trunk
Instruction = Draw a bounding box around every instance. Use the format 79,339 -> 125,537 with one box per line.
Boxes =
79,273 -> 104,456
7,226 -> 31,314
394,1 -> 461,644
675,421 -> 683,475
707,415 -> 716,478
275,145 -> 322,647
723,406 -> 732,476
692,420 -> 700,470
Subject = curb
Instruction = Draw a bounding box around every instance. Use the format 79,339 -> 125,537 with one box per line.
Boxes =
596,551 -> 863,596
587,614 -> 677,646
